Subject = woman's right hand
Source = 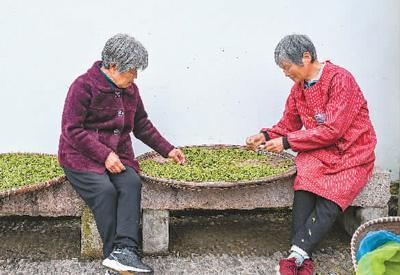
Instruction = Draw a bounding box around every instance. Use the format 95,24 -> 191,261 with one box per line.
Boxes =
105,152 -> 126,174
245,133 -> 266,151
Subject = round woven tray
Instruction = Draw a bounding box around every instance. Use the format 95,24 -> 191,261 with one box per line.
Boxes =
0,152 -> 66,199
137,144 -> 296,190
350,216 -> 400,271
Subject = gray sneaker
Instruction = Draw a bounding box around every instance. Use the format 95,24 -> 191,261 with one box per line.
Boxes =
102,247 -> 153,273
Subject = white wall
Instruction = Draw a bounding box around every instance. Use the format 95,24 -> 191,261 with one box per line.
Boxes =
0,0 -> 399,179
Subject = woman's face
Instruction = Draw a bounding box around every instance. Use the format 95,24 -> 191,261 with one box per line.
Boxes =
279,61 -> 307,83
279,52 -> 313,83
109,66 -> 138,88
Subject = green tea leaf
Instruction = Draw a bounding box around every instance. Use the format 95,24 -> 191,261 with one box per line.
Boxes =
0,153 -> 63,191
140,147 -> 293,182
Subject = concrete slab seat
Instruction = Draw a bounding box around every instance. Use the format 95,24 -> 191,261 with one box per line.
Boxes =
0,168 -> 391,258
141,167 -> 391,254
0,177 -> 99,257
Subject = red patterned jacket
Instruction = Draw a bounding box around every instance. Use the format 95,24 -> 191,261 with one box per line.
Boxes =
263,61 -> 376,210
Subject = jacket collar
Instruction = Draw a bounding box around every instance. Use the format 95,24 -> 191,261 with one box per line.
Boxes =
298,60 -> 333,90
87,61 -> 135,95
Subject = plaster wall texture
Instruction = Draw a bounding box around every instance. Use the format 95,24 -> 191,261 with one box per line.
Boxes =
0,0 -> 398,179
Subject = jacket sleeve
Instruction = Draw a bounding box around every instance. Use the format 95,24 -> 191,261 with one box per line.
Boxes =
262,87 -> 303,139
61,79 -> 112,163
133,94 -> 174,158
287,73 -> 365,152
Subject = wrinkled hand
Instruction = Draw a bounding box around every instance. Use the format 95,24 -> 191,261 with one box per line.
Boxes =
245,133 -> 266,151
265,137 -> 284,153
105,151 -> 126,174
168,148 -> 186,165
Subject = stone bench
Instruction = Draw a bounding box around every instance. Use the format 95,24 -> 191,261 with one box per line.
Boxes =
141,167 -> 391,254
0,167 -> 391,257
0,179 -> 98,256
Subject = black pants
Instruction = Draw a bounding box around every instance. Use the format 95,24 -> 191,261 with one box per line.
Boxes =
291,190 -> 341,255
63,166 -> 142,258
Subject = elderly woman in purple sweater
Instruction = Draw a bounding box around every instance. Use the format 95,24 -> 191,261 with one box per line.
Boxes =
58,34 -> 185,273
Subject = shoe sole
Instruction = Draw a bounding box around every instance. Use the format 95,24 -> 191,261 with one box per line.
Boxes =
275,264 -> 316,275
105,271 -> 133,275
102,258 -> 152,273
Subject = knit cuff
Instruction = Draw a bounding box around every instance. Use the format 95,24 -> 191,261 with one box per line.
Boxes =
283,136 -> 291,150
260,128 -> 271,142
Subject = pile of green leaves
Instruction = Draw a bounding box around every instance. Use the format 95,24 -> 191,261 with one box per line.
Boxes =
0,153 -> 63,191
140,147 -> 293,182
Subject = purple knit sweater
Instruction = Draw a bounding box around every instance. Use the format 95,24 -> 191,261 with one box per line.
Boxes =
58,61 -> 174,173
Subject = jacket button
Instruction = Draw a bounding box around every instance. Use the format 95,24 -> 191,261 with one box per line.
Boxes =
117,110 -> 124,116
113,129 -> 120,135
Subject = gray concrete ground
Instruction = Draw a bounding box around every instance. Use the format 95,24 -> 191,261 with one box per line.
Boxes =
0,209 -> 353,274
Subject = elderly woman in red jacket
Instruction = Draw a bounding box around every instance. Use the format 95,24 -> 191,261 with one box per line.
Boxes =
58,34 -> 185,273
246,34 -> 376,275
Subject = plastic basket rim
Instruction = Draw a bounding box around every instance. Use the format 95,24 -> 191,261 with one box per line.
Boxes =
350,216 -> 400,271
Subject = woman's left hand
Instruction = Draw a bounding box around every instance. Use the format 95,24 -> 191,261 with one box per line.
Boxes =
168,148 -> 186,165
265,137 -> 284,153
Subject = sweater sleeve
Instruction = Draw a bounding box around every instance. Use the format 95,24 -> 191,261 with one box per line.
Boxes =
261,87 -> 303,139
287,73 -> 365,152
133,94 -> 174,158
61,79 -> 113,163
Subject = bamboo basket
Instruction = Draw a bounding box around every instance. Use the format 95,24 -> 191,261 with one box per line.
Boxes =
0,152 -> 65,198
137,144 -> 296,190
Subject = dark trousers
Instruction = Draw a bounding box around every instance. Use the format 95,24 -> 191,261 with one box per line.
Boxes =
63,166 -> 142,258
291,190 -> 341,255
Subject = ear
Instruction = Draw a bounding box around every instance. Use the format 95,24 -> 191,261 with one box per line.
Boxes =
302,52 -> 312,65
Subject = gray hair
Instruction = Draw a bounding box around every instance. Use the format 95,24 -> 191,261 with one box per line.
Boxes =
274,34 -> 317,66
102,34 -> 148,72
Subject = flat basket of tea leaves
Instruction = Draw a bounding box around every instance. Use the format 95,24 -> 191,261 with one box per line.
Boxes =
138,144 -> 296,189
0,153 -> 65,198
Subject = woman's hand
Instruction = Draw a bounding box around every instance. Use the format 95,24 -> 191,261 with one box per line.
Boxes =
105,152 -> 126,173
265,137 -> 284,153
168,148 -> 186,165
245,133 -> 266,151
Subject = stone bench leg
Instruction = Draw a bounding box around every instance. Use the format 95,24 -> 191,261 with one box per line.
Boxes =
80,207 -> 170,257
340,206 -> 389,236
142,209 -> 169,254
81,206 -> 103,258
